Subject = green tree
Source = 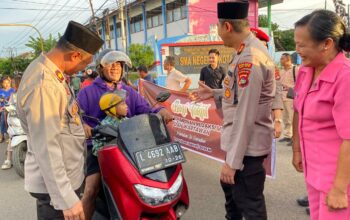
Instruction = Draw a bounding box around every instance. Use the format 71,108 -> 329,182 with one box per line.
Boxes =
0,57 -> 32,76
275,29 -> 295,51
258,15 -> 279,32
25,33 -> 60,57
258,15 -> 295,51
128,44 -> 154,69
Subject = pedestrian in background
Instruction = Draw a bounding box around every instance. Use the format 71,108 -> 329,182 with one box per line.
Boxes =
128,64 -> 155,91
293,9 -> 350,219
71,73 -> 81,95
0,76 -> 15,142
164,56 -> 192,92
279,53 -> 298,145
190,2 -> 275,219
16,21 -> 103,220
81,69 -> 98,89
199,48 -> 226,89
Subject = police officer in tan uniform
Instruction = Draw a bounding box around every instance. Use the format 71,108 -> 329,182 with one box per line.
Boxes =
190,2 -> 275,219
16,21 -> 103,220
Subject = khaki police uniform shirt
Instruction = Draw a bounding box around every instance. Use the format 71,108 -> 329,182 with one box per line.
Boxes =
17,54 -> 85,210
272,79 -> 283,110
220,33 -> 276,170
280,65 -> 298,101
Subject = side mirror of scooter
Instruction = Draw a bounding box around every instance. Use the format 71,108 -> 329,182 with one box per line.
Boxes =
80,111 -> 101,126
156,91 -> 171,103
151,91 -> 171,108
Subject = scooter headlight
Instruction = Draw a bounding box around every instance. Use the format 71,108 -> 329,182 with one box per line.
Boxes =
134,172 -> 183,206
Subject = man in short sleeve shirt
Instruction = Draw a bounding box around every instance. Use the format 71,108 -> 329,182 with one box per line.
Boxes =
199,49 -> 226,89
164,56 -> 192,92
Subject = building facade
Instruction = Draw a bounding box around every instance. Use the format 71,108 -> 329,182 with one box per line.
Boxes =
92,0 -> 282,86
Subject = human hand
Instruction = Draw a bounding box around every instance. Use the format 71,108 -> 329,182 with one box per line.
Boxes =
292,151 -> 303,173
188,81 -> 214,102
274,121 -> 282,138
83,123 -> 92,138
63,201 -> 85,220
158,108 -> 174,124
326,186 -> 348,211
220,163 -> 236,184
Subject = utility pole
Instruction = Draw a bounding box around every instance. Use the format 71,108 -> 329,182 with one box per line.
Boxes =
103,9 -> 111,48
7,47 -> 18,74
325,0 -> 327,10
119,0 -> 127,52
348,4 -> 350,28
88,0 -> 100,36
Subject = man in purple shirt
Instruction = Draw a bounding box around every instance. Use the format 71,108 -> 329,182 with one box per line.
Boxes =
77,49 -> 173,219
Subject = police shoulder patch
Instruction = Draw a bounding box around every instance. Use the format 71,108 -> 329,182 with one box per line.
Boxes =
238,69 -> 251,88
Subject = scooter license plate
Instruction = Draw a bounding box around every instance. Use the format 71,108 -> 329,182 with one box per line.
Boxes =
134,142 -> 186,175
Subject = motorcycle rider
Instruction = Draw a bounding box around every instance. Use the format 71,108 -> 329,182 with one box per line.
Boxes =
77,49 -> 173,219
1,75 -> 22,170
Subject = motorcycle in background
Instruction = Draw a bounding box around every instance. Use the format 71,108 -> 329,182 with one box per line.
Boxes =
5,103 -> 27,178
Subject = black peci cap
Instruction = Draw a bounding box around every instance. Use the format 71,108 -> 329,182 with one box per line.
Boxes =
217,2 -> 249,20
60,21 -> 104,54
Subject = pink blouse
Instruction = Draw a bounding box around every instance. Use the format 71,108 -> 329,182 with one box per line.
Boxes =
294,52 -> 350,194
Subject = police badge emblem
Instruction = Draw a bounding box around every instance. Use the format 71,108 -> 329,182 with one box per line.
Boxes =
68,100 -> 81,125
237,62 -> 253,88
224,76 -> 230,86
238,70 -> 250,88
55,70 -> 65,83
225,88 -> 231,98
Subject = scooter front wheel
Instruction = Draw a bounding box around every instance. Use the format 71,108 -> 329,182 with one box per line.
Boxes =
12,141 -> 27,178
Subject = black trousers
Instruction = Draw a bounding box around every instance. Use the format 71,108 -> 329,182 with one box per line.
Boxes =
30,188 -> 81,220
221,155 -> 267,220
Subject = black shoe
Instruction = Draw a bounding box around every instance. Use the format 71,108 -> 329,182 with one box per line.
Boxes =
279,137 -> 292,142
297,196 -> 309,207
306,207 -> 310,215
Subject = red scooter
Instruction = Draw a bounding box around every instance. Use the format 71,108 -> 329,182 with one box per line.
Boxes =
92,92 -> 189,220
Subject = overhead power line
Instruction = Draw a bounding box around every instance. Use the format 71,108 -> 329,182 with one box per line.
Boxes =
3,0 -> 88,9
6,0 -> 58,48
0,7 -> 88,11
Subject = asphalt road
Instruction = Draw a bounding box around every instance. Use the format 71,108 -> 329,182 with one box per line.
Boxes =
0,140 -> 309,220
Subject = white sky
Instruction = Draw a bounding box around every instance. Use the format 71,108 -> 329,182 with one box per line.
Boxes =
0,0 -> 348,58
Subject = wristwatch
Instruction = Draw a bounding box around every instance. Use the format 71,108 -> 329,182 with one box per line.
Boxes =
274,118 -> 282,123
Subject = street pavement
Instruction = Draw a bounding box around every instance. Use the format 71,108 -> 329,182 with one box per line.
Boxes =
0,140 -> 309,220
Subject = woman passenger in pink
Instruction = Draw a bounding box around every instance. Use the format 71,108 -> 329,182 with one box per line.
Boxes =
292,10 -> 350,219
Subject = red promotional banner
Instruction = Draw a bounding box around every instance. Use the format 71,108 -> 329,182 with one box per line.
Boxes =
139,80 -> 276,178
